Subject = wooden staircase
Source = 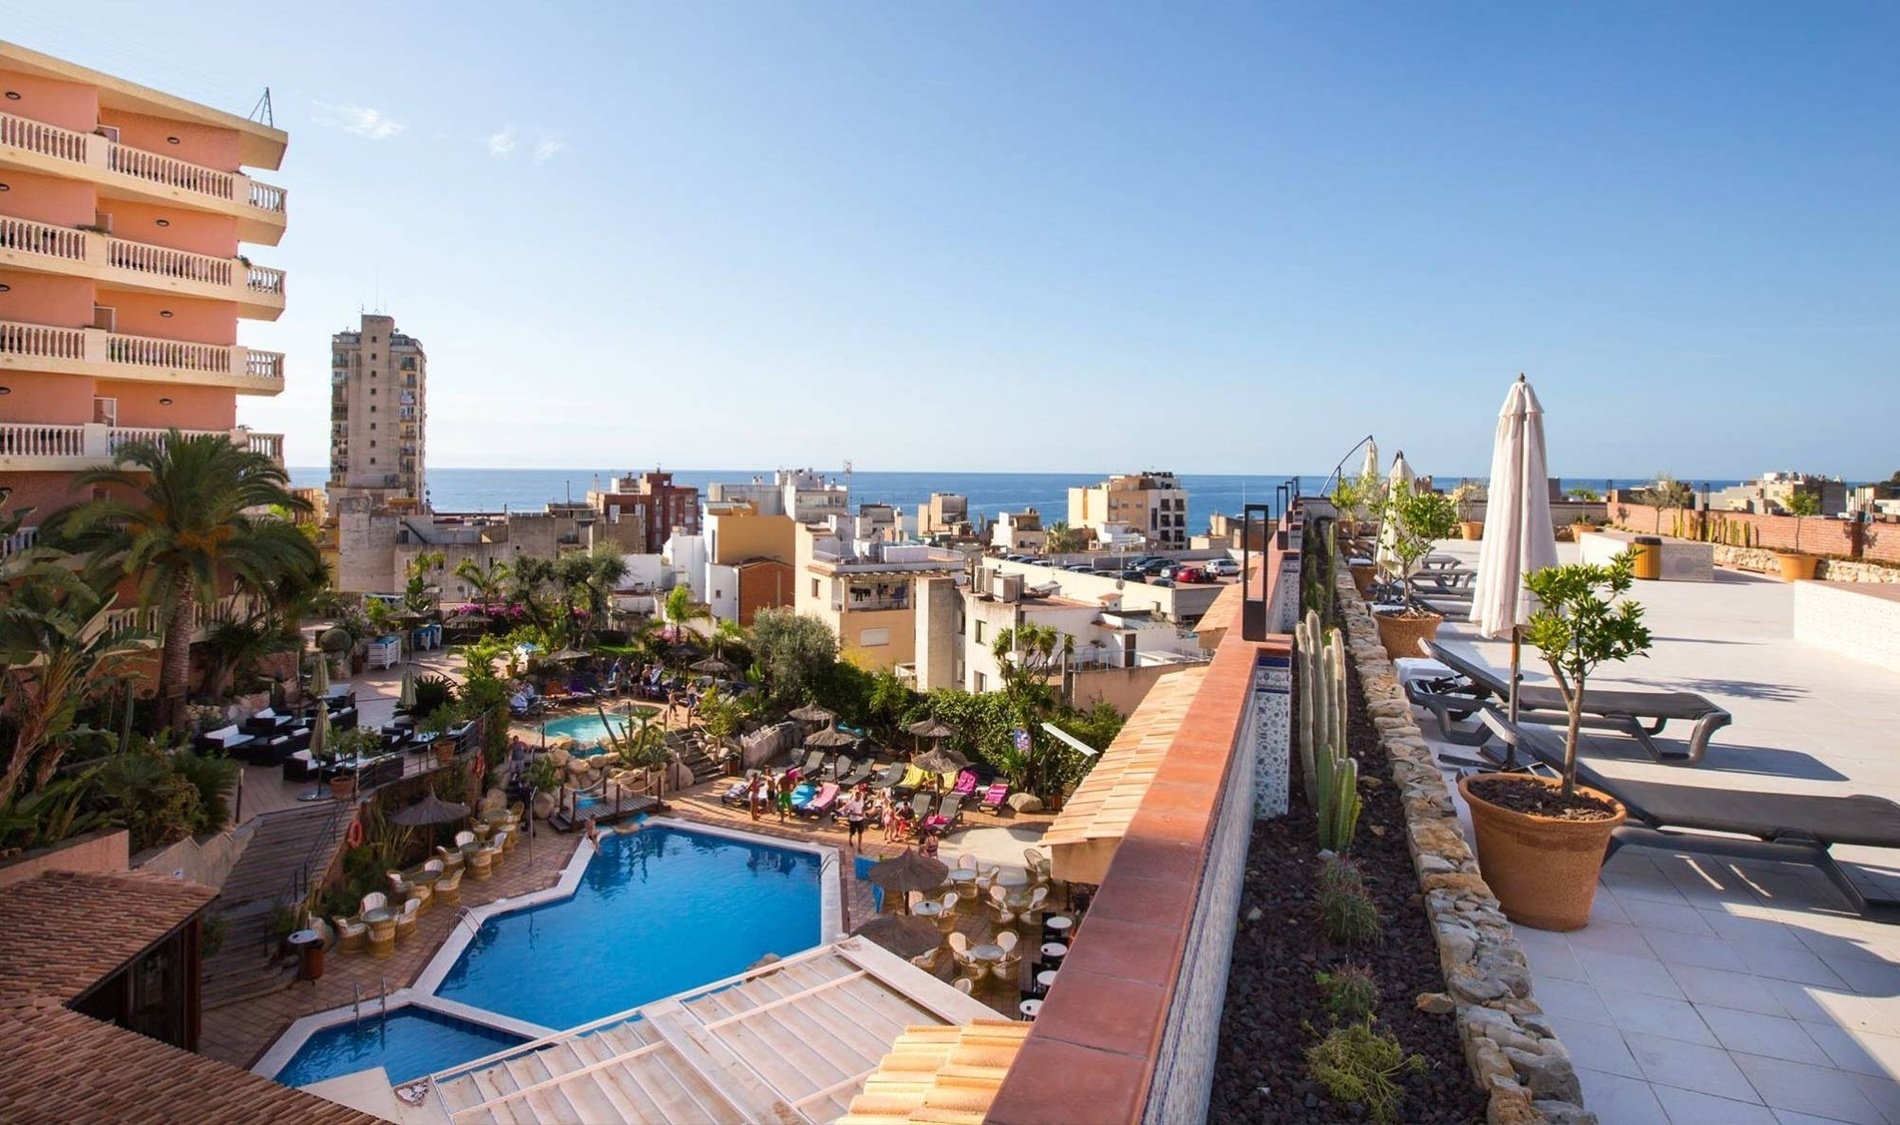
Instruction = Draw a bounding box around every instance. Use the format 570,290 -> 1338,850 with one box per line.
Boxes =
430,947 -> 963,1124
201,801 -> 355,1007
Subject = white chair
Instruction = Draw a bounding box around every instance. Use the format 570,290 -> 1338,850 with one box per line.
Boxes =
1024,886 -> 1049,917
909,947 -> 943,973
332,914 -> 366,953
976,863 -> 999,894
953,976 -> 974,995
435,866 -> 463,907
454,829 -> 478,850
394,898 -> 420,944
359,891 -> 388,916
938,891 -> 960,922
386,870 -> 410,898
957,854 -> 979,873
435,844 -> 466,871
907,890 -> 925,913
995,930 -> 1019,958
947,932 -> 979,980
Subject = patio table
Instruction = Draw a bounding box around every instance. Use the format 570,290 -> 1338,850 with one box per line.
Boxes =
1036,969 -> 1059,990
406,870 -> 441,889
482,810 -> 514,826
361,909 -> 392,926
1019,998 -> 1042,1020
1039,942 -> 1067,968
1044,915 -> 1073,942
912,901 -> 944,922
1005,888 -> 1032,909
972,943 -> 1004,963
947,869 -> 978,887
996,869 -> 1029,889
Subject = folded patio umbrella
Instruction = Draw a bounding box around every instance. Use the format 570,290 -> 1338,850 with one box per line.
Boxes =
789,703 -> 837,724
390,790 -> 470,827
310,650 -> 329,698
399,667 -> 417,710
866,850 -> 951,913
1374,450 -> 1418,577
851,913 -> 943,959
1470,374 -> 1559,733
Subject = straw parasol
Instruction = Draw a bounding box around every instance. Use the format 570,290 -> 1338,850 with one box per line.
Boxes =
907,717 -> 956,740
805,724 -> 857,749
690,656 -> 735,675
389,790 -> 471,827
443,612 -> 488,629
789,703 -> 836,725
1470,375 -> 1559,755
851,913 -> 943,959
399,666 -> 417,711
866,849 -> 951,913
914,747 -> 969,775
547,648 -> 590,664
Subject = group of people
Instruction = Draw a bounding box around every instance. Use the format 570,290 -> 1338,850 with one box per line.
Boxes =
742,772 -> 943,855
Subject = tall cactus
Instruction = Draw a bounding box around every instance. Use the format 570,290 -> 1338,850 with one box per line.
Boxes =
1296,610 -> 1362,851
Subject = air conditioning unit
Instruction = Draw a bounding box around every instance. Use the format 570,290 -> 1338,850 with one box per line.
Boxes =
997,574 -> 1023,603
974,568 -> 993,597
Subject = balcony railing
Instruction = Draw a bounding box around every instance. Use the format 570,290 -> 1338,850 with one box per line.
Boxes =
0,111 -> 287,220
0,423 -> 283,466
0,215 -> 284,311
0,318 -> 283,390
0,525 -> 37,559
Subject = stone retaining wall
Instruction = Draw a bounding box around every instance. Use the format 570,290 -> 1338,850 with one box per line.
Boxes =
1711,543 -> 1900,583
1333,568 -> 1595,1125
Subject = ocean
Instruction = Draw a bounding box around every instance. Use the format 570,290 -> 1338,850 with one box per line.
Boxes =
290,468 -> 1726,536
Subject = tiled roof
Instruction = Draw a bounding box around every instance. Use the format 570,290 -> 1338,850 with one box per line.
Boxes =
0,1004 -> 380,1125
1043,666 -> 1208,854
0,871 -> 372,1125
836,1019 -> 1032,1125
0,870 -> 215,1004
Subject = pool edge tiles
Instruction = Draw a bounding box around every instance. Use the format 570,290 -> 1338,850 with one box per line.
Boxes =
410,817 -> 842,999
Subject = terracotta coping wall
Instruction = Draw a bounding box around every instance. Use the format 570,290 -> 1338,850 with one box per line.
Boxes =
988,532 -> 1295,1125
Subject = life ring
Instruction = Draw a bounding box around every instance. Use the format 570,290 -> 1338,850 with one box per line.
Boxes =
472,755 -> 486,780
345,819 -> 365,849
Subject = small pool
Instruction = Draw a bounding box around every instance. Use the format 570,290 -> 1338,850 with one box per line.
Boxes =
275,1008 -> 524,1088
537,712 -> 646,747
436,826 -> 822,1029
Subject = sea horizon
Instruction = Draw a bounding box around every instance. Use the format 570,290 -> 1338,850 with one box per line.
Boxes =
290,467 -> 1746,537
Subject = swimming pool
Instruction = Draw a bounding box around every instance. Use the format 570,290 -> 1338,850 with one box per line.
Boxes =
435,825 -> 823,1030
537,712 -> 646,747
274,1007 -> 524,1088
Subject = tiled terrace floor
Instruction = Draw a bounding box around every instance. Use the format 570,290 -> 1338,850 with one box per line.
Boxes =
1422,540 -> 1900,1124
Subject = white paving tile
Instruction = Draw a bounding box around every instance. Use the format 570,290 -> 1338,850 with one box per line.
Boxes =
1732,1053 -> 1887,1124
1626,1031 -> 1761,1100
1670,964 -> 1790,1017
1646,927 -> 1750,972
1516,930 -> 1590,983
1621,895 -> 1721,937
1577,1067 -> 1670,1125
1846,1072 -> 1900,1123
1653,1084 -> 1780,1125
1701,910 -> 1813,951
1698,1007 -> 1833,1066
1571,919 -> 1660,958
1735,942 -> 1851,989
1771,1111 -> 1861,1125
1535,976 -> 1615,1026
1556,1017 -> 1645,1080
1823,957 -> 1900,999
1600,988 -> 1718,1046
1577,947 -> 1688,1000
1799,1021 -> 1900,1080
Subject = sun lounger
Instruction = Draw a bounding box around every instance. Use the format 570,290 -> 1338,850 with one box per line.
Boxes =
1477,709 -> 1900,921
934,794 -> 964,830
803,783 -> 842,819
839,759 -> 875,788
868,763 -> 906,790
1413,641 -> 1732,764
909,791 -> 934,821
824,755 -> 853,782
979,781 -> 1009,812
788,782 -> 818,812
717,779 -> 750,807
800,749 -> 826,776
895,765 -> 930,795
951,770 -> 978,798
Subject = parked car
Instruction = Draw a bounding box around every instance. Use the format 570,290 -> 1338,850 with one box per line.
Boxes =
1119,568 -> 1146,582
1066,564 -> 1096,573
1150,577 -> 1176,588
1140,560 -> 1170,576
1175,566 -> 1208,584
1206,558 -> 1240,578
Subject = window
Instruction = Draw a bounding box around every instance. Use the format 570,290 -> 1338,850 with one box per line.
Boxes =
974,621 -> 986,643
973,671 -> 987,692
859,627 -> 890,647
370,353 -> 377,360
811,578 -> 820,598
370,422 -> 377,430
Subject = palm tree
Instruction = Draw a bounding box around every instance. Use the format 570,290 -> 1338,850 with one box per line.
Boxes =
45,431 -> 320,733
662,584 -> 710,670
455,557 -> 511,611
200,613 -> 295,698
0,567 -> 147,802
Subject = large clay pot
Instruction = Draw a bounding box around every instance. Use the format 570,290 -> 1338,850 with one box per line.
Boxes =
1459,521 -> 1484,541
1777,552 -> 1819,582
1348,562 -> 1377,597
1459,774 -> 1626,932
1372,609 -> 1442,661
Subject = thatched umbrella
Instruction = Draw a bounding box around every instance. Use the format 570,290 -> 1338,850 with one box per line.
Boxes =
907,717 -> 956,741
789,703 -> 836,725
389,790 -> 470,827
915,747 -> 969,775
443,612 -> 488,629
547,648 -> 590,664
866,849 -> 951,914
805,724 -> 857,749
690,656 -> 735,676
851,914 -> 943,959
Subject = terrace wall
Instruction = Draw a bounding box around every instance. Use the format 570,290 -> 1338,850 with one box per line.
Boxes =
0,828 -> 130,888
1610,493 -> 1900,566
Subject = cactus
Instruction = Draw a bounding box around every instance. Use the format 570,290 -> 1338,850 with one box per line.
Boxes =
1296,610 -> 1362,851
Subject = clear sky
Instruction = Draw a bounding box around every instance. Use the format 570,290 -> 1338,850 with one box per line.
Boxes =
8,2 -> 1896,479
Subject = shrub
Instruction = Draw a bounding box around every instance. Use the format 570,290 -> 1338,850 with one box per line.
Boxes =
1307,1021 -> 1427,1125
172,750 -> 240,832
1320,882 -> 1382,948
1318,854 -> 1366,896
1316,963 -> 1380,1022
413,674 -> 458,717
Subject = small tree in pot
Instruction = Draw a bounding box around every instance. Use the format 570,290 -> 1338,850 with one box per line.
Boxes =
1458,550 -> 1653,930
1370,482 -> 1459,660
1778,491 -> 1822,581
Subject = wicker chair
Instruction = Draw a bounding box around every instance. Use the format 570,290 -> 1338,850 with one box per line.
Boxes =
435,866 -> 463,907
467,845 -> 494,881
332,915 -> 366,953
366,917 -> 396,958
393,898 -> 420,945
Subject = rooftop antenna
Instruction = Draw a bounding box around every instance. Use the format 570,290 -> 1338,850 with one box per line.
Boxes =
843,459 -> 853,498
249,87 -> 274,127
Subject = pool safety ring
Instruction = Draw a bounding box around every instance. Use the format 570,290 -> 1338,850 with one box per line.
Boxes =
345,819 -> 364,848
473,754 -> 485,781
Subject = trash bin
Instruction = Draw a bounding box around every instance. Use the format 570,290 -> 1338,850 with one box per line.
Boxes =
288,928 -> 324,983
1631,536 -> 1663,581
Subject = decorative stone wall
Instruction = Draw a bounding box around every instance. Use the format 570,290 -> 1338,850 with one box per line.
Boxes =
1712,543 -> 1900,583
1333,567 -> 1596,1125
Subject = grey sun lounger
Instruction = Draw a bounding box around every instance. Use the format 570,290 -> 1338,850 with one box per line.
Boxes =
839,759 -> 875,788
868,762 -> 906,790
1411,641 -> 1732,764
1477,709 -> 1900,922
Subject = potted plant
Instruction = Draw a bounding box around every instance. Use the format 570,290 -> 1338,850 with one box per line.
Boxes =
1458,551 -> 1652,930
1452,480 -> 1484,541
1777,491 -> 1821,581
1371,483 -> 1459,660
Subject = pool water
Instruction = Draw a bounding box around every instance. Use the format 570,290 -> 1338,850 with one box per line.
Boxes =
538,712 -> 644,747
275,1008 -> 524,1088
436,826 -> 822,1029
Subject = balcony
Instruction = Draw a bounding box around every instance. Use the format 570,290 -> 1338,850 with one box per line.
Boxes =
0,319 -> 284,394
0,112 -> 287,244
0,525 -> 37,559
0,215 -> 285,319
0,422 -> 283,471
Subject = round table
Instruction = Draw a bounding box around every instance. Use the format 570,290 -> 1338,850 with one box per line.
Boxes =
407,870 -> 441,890
972,943 -> 1004,964
482,810 -> 514,826
1044,915 -> 1074,943
1036,969 -> 1059,990
1019,998 -> 1042,1020
1039,942 -> 1067,968
997,869 -> 1030,890
913,901 -> 943,922
947,869 -> 978,887
361,909 -> 392,926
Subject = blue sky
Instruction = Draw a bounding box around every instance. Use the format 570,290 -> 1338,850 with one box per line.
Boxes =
8,2 -> 1896,479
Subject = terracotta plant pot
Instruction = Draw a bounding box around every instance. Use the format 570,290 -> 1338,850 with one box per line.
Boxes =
435,742 -> 455,765
1459,774 -> 1626,932
1348,562 -> 1377,597
1372,609 -> 1442,661
1776,552 -> 1819,582
329,775 -> 357,801
1459,521 -> 1484,541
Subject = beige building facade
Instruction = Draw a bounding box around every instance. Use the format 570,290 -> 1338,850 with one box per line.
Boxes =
793,523 -> 965,672
1068,472 -> 1189,550
328,313 -> 424,510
